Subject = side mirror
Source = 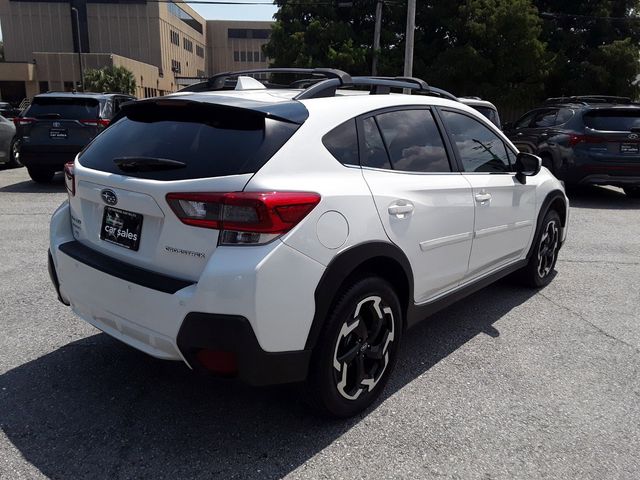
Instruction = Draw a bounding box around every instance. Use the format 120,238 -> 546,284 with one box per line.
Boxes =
515,152 -> 541,184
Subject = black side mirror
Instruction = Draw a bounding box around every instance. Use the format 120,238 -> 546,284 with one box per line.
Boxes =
515,152 -> 541,184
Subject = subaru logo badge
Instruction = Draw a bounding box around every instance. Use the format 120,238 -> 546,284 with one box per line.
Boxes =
101,189 -> 118,206
629,133 -> 638,139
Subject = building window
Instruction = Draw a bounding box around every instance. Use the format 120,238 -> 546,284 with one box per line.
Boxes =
170,30 -> 180,45
39,81 -> 49,93
197,69 -> 205,78
260,51 -> 266,62
183,38 -> 193,52
228,28 -> 270,39
233,51 -> 240,62
240,51 -> 247,62
196,45 -> 204,58
171,59 -> 182,74
168,2 -> 203,34
254,51 -> 260,62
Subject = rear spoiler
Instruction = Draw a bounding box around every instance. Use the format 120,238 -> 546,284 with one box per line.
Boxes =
112,95 -> 309,126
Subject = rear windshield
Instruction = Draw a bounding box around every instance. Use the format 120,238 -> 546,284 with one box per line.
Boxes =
27,97 -> 100,120
78,103 -> 299,180
583,109 -> 640,131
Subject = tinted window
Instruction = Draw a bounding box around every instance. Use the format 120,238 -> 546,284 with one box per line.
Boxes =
26,97 -> 100,120
79,105 -> 298,181
375,109 -> 450,172
532,109 -> 558,128
555,108 -> 574,125
441,110 -> 512,173
514,111 -> 536,129
361,117 -> 391,169
322,119 -> 359,165
583,109 -> 640,131
474,106 -> 500,127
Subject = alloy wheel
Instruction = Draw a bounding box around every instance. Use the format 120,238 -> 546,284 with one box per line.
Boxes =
537,219 -> 559,278
332,295 -> 395,400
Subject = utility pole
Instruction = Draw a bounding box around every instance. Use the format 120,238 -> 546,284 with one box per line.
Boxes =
371,0 -> 383,75
71,6 -> 85,92
403,0 -> 416,92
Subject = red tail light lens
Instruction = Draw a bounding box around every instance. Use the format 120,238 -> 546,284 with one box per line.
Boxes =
166,191 -> 321,245
64,161 -> 75,196
568,134 -> 607,147
81,118 -> 110,128
13,117 -> 35,127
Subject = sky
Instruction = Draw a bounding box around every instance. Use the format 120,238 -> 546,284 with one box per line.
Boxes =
188,0 -> 277,21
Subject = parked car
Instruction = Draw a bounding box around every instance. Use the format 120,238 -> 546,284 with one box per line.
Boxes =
504,96 -> 640,197
48,68 -> 569,417
0,102 -> 20,119
0,115 -> 19,167
458,97 -> 501,128
14,92 -> 135,183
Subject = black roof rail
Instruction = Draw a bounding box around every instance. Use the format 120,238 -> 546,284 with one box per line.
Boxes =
544,95 -> 633,105
179,68 -> 353,92
294,76 -> 458,101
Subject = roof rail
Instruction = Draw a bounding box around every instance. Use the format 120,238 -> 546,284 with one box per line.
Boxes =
179,68 -> 353,93
294,76 -> 458,101
544,95 -> 633,105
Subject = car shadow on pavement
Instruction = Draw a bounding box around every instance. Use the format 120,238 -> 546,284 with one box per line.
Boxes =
567,185 -> 640,210
0,281 -> 537,479
0,173 -> 65,193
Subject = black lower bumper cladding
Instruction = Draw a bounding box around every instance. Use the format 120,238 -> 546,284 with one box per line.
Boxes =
177,313 -> 311,386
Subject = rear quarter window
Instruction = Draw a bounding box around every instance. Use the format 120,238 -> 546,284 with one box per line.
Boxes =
322,119 -> 359,166
78,103 -> 299,181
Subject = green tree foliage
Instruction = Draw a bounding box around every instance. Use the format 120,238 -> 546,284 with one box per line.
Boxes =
84,66 -> 136,95
534,0 -> 640,98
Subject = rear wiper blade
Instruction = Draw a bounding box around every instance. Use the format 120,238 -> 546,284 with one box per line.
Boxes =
113,156 -> 187,172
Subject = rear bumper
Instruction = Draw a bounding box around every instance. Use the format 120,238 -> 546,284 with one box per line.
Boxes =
578,174 -> 640,187
48,201 -> 322,385
21,145 -> 83,168
562,151 -> 640,186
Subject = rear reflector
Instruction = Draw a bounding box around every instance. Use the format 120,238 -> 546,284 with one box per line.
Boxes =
196,350 -> 238,376
13,117 -> 35,127
81,118 -> 110,128
166,191 -> 321,245
64,161 -> 75,196
568,134 -> 608,147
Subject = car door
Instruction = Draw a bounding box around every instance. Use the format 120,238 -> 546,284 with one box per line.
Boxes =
359,107 -> 475,303
438,108 -> 536,279
511,108 -> 559,154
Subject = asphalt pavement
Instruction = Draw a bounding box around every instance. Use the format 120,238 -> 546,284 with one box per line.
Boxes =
0,166 -> 639,480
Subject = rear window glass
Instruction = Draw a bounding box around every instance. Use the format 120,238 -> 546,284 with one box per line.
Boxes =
474,106 -> 500,127
27,97 -> 100,120
584,110 -> 640,131
322,119 -> 359,165
78,104 -> 299,181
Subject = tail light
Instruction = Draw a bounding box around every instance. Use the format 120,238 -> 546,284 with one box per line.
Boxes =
81,118 -> 110,129
568,134 -> 607,147
13,117 -> 35,127
166,191 -> 321,245
64,161 -> 75,196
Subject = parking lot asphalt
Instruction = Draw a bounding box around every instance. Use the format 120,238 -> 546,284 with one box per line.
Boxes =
0,166 -> 639,480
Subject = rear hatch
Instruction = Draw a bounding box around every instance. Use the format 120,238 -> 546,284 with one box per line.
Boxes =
576,108 -> 640,161
69,97 -> 302,281
19,96 -> 106,149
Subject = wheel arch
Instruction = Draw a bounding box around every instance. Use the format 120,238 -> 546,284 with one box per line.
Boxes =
305,241 -> 414,352
527,189 -> 567,260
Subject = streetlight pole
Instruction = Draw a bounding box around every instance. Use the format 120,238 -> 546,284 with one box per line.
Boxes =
403,0 -> 416,91
372,0 -> 383,75
71,6 -> 85,92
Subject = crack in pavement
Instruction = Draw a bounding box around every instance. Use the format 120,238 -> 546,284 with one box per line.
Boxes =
539,291 -> 640,356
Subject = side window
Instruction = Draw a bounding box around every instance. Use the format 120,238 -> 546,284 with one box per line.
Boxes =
514,111 -> 536,129
322,119 -> 359,166
441,110 -> 512,173
532,109 -> 558,128
555,108 -> 574,125
375,109 -> 450,172
360,117 -> 392,169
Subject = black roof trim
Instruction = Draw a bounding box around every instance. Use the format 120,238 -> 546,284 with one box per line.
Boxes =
544,95 -> 635,106
119,94 -> 310,124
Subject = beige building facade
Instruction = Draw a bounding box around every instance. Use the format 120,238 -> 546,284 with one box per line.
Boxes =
205,20 -> 272,76
0,0 -> 208,103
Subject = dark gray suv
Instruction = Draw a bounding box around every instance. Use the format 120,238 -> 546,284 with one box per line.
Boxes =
504,96 -> 640,197
15,92 -> 135,183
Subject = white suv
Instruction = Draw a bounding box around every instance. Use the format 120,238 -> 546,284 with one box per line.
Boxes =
48,69 -> 569,417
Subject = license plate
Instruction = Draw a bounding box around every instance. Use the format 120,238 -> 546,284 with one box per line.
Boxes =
620,143 -> 639,154
100,206 -> 143,251
49,128 -> 68,139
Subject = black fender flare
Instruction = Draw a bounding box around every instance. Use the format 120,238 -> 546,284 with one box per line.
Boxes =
304,241 -> 414,351
526,189 -> 567,260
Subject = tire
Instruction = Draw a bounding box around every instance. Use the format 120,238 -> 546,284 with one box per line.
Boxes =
623,186 -> 640,198
27,167 -> 55,183
517,210 -> 562,288
303,276 -> 403,418
7,139 -> 22,168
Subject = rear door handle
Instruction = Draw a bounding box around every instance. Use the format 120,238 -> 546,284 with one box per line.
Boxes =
388,201 -> 414,218
475,193 -> 492,203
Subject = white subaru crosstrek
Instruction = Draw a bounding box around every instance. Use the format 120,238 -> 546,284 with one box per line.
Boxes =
49,69 -> 569,417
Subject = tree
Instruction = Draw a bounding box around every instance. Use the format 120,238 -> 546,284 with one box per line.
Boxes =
84,66 -> 136,95
534,0 -> 640,98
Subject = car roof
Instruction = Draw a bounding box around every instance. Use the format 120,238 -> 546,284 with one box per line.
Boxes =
34,92 -> 133,100
458,97 -> 497,110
